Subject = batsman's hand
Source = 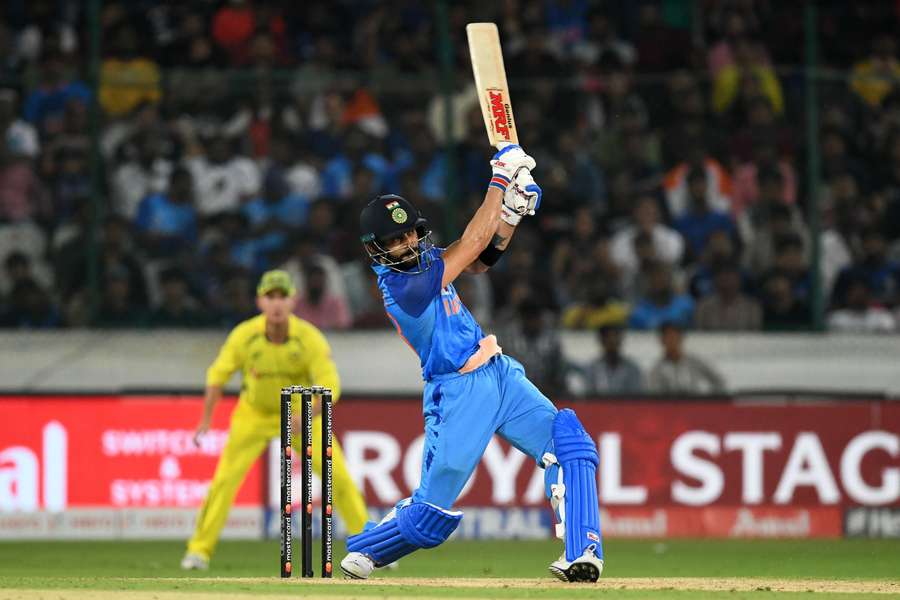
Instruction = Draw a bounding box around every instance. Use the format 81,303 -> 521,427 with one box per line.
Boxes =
502,168 -> 542,222
193,418 -> 211,447
490,142 -> 536,181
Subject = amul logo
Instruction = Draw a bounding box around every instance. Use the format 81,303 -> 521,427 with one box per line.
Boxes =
488,90 -> 511,139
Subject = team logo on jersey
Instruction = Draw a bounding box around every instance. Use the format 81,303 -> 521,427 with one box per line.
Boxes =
391,207 -> 408,224
384,200 -> 400,210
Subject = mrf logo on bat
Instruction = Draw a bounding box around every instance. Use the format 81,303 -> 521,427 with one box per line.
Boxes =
488,88 -> 514,141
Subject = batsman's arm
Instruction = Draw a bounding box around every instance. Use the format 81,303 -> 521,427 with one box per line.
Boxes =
442,144 -> 535,287
465,220 -> 517,274
441,187 -> 503,287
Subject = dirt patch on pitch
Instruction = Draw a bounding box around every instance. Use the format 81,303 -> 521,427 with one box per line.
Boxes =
4,578 -> 898,599
350,577 -> 899,594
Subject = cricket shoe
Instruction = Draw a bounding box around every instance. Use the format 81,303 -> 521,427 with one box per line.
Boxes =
548,546 -> 603,583
180,552 -> 209,571
340,552 -> 375,580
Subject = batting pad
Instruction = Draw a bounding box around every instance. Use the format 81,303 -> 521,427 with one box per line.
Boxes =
552,409 -> 603,562
346,502 -> 462,566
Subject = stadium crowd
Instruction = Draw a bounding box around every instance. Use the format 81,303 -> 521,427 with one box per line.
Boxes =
1,0 -> 899,355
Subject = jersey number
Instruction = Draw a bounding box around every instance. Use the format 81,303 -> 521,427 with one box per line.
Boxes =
442,295 -> 461,316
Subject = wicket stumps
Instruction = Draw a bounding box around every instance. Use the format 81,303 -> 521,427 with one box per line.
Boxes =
280,385 -> 333,579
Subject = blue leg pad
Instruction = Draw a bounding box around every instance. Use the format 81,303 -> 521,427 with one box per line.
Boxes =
346,502 -> 462,566
552,409 -> 603,562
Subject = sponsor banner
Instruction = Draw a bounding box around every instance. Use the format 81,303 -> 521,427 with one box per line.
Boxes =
330,399 -> 900,509
0,397 -> 262,511
0,507 -> 262,540
0,505 -> 840,540
600,506 -> 841,538
844,507 -> 900,538
1,396 -> 897,520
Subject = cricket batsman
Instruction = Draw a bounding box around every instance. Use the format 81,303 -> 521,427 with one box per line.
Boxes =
341,144 -> 604,582
181,270 -> 369,570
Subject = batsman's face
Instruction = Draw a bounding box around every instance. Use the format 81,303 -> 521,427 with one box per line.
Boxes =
384,230 -> 420,264
257,290 -> 296,324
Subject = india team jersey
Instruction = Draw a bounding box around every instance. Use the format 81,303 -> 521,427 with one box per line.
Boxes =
373,247 -> 483,381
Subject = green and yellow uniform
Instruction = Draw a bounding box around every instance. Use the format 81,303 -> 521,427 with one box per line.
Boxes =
186,314 -> 368,559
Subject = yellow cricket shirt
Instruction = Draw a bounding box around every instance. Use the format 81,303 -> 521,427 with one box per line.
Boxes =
205,314 -> 341,414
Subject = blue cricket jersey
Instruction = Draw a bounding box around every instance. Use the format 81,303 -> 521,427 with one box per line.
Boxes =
372,247 -> 484,381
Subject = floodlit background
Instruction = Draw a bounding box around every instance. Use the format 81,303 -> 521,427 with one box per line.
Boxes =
0,0 -> 898,585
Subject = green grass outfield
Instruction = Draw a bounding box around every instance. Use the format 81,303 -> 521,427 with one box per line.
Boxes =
0,539 -> 898,599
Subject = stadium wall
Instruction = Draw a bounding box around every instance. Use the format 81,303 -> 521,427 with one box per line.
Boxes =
2,331 -> 900,395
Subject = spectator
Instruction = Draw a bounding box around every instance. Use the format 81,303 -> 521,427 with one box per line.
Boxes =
827,275 -> 896,334
0,88 -> 39,159
293,261 -> 351,330
215,271 -> 256,328
93,266 -> 149,328
761,272 -> 810,331
831,228 -> 900,309
850,34 -> 900,108
99,24 -> 161,117
55,215 -> 148,310
266,136 -> 321,199
672,166 -> 738,261
629,261 -> 694,330
149,268 -> 209,328
185,134 -> 260,218
712,36 -> 784,117
0,153 -> 50,225
499,298 -> 569,395
1,249 -> 53,299
562,277 -> 630,330
663,143 -> 734,218
583,323 -> 644,395
770,234 -> 811,301
0,278 -> 60,328
730,140 -> 798,217
647,322 -> 726,394
738,168 -> 808,277
610,195 -> 684,283
44,129 -> 91,224
694,263 -> 762,331
279,231 -> 348,307
23,50 -> 91,138
687,228 -> 742,299
243,168 -> 310,262
581,51 -> 647,135
572,9 -> 636,67
134,167 -> 199,257
109,132 -> 172,220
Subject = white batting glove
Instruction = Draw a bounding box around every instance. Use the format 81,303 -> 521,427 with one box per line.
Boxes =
500,169 -> 543,226
490,142 -> 536,181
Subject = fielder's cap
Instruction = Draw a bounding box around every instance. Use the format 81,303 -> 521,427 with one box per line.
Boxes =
256,270 -> 296,297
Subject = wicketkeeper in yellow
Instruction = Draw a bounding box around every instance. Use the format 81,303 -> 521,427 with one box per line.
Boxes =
181,270 -> 369,570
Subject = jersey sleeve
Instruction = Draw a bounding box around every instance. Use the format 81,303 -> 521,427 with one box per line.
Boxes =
381,256 -> 445,317
205,326 -> 245,387
299,322 -> 342,402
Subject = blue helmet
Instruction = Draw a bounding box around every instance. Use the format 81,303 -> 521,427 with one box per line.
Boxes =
359,195 -> 435,273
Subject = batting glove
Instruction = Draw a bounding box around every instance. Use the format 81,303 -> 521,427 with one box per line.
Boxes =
490,142 -> 536,183
501,169 -> 542,226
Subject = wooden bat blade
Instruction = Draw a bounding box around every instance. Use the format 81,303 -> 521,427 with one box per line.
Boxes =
466,22 -> 518,147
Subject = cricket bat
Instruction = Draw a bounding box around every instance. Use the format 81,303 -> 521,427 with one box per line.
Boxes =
466,22 -> 518,148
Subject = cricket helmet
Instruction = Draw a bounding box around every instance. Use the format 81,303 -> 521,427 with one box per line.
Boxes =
359,194 -> 434,273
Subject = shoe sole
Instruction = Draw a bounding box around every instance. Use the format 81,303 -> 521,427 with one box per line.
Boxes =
340,565 -> 368,580
548,561 -> 601,583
